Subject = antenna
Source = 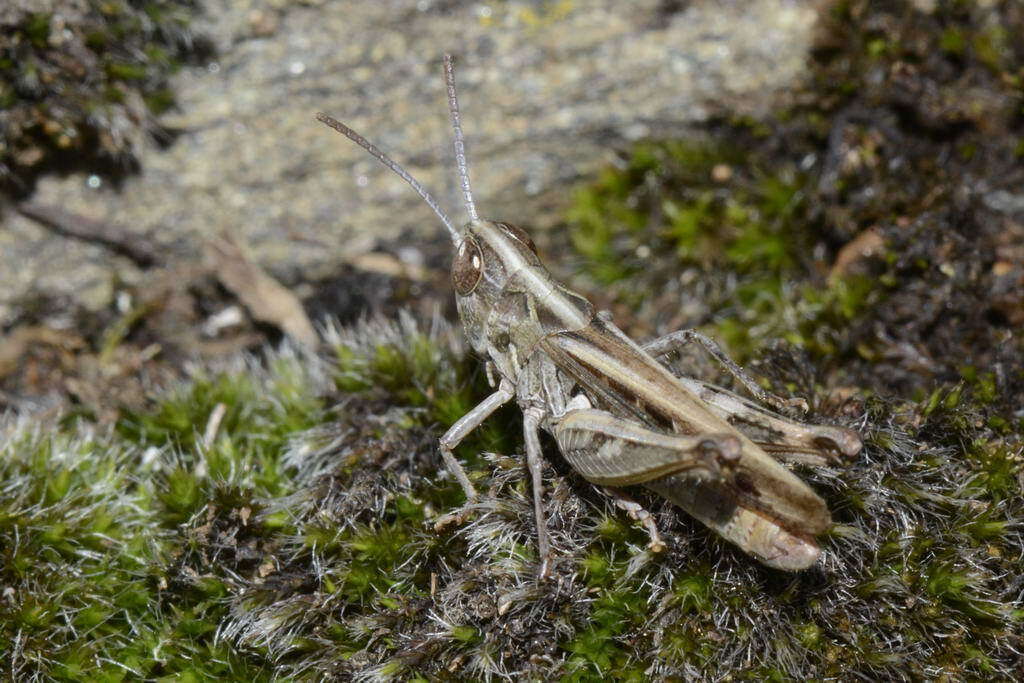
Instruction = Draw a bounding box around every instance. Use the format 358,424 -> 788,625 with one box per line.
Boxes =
443,54 -> 479,223
315,111 -> 461,246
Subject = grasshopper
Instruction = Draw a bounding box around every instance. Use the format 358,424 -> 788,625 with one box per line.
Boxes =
317,55 -> 861,575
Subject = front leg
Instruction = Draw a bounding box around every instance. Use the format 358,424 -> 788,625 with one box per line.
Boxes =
437,379 -> 515,500
643,329 -> 808,413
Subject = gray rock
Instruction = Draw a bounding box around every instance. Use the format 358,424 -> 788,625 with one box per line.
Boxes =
2,0 -> 818,325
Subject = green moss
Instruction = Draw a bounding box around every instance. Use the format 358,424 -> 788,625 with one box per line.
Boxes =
346,522 -> 413,575
116,363 -> 322,480
796,621 -> 822,650
24,13 -> 51,48
567,169 -> 645,286
156,466 -> 204,525
451,624 -> 480,643
972,26 -> 1010,73
0,349 -> 341,678
564,589 -> 647,677
329,321 -> 518,497
940,26 -> 966,55
671,572 -> 713,613
580,549 -> 612,584
105,60 -> 150,81
0,429 -> 270,679
594,513 -> 632,545
866,38 -> 889,58
335,332 -> 474,415
964,441 -> 1019,502
922,561 -> 1004,624
567,139 -> 801,286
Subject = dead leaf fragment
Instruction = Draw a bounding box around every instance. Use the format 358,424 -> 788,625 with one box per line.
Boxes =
207,231 -> 319,349
830,228 -> 885,279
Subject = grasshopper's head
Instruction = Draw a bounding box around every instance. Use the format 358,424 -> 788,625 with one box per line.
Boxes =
451,218 -> 594,357
451,219 -> 545,352
318,55 -> 592,357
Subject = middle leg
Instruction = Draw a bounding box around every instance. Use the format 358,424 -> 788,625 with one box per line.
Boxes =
523,406 -> 552,579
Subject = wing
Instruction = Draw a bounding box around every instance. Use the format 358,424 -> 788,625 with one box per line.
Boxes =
540,317 -> 832,539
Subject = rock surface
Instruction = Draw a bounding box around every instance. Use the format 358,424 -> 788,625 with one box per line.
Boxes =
2,0 -> 818,324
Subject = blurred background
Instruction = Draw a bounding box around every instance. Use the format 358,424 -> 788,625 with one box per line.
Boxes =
1,0 -> 1022,421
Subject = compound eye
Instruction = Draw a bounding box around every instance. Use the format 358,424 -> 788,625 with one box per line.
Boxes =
452,237 -> 483,296
497,222 -> 537,253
